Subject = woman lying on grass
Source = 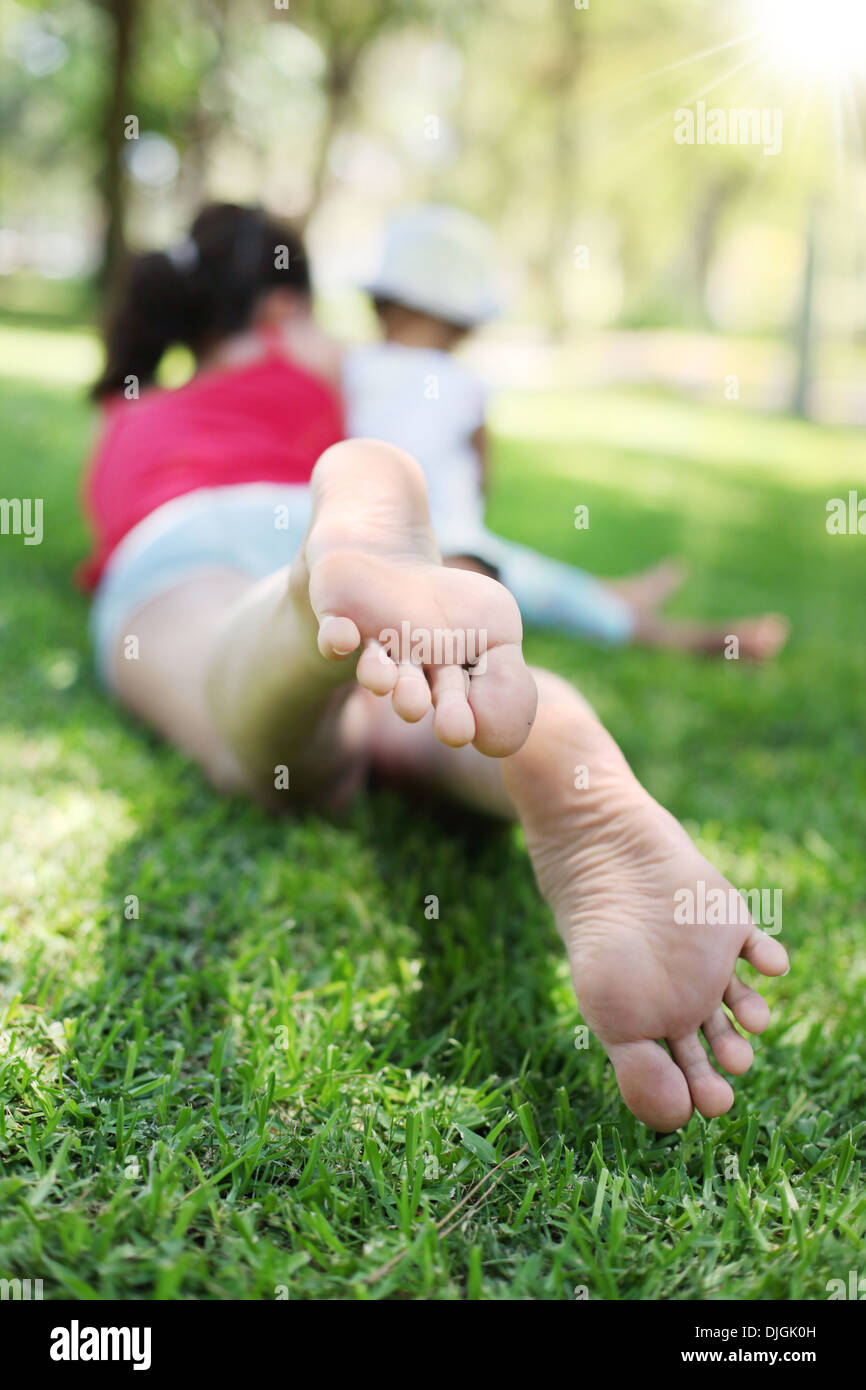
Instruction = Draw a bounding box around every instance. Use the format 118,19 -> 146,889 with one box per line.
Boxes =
80,203 -> 789,1132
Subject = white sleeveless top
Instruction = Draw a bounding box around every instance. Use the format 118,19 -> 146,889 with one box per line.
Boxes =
342,342 -> 487,552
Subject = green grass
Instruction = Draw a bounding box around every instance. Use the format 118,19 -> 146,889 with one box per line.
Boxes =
1,336 -> 865,1301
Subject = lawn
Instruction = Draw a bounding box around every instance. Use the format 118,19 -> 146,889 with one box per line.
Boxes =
1,327 -> 865,1300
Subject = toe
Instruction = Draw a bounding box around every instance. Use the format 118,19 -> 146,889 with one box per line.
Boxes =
669,1033 -> 735,1118
724,970 -> 771,1034
741,923 -> 789,976
606,1039 -> 694,1132
701,1008 -> 754,1075
429,664 -> 475,747
468,643 -> 538,758
356,639 -> 398,696
317,614 -> 362,660
391,662 -> 432,723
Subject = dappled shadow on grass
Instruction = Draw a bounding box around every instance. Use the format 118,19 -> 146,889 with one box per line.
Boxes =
86,764 -> 610,1140
357,788 -> 583,1090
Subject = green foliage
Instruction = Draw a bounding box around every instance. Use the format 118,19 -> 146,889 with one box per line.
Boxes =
4,0 -> 857,335
0,344 -> 864,1299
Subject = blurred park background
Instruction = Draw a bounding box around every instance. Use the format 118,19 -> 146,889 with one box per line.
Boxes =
2,0 -> 866,417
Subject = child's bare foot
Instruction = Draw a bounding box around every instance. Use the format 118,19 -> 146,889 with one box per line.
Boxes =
727,614 -> 790,661
602,557 -> 789,661
291,440 -> 538,757
503,686 -> 789,1131
605,558 -> 688,611
633,610 -> 790,661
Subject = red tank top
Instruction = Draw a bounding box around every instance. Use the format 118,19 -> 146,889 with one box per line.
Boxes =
79,333 -> 344,590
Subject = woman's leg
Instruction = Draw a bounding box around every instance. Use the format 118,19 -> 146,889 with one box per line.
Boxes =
109,439 -> 538,808
110,568 -> 369,807
109,570 -> 260,792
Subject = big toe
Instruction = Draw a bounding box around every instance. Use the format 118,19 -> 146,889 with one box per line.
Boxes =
468,644 -> 538,757
607,1040 -> 694,1132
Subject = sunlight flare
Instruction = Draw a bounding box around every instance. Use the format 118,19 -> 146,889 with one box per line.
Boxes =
750,0 -> 866,80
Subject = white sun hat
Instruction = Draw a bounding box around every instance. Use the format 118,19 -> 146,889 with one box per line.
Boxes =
364,203 -> 502,327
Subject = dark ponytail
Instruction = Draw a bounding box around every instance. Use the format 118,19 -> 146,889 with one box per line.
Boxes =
91,203 -> 311,401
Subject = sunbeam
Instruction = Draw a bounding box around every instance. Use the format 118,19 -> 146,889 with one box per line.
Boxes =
747,0 -> 866,81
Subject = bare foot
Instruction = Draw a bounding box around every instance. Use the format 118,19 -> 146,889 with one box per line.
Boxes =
728,614 -> 790,661
604,560 -> 789,661
291,440 -> 538,757
633,611 -> 790,661
605,558 -> 688,610
503,690 -> 789,1131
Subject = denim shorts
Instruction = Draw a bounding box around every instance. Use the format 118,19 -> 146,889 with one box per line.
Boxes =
90,483 -> 312,688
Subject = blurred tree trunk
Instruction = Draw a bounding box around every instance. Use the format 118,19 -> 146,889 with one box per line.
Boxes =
298,45 -> 362,233
179,0 -> 231,212
295,0 -> 406,232
686,171 -> 747,325
791,200 -> 818,419
538,9 -> 585,339
295,0 -> 473,232
97,0 -> 140,292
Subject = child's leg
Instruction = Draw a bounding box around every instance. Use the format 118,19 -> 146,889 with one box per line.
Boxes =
603,558 -> 686,609
630,609 -> 789,659
456,529 -> 789,659
464,529 -> 638,644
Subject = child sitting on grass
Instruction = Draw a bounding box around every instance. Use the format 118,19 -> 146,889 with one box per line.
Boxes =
80,202 -> 788,1133
344,204 -> 788,659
